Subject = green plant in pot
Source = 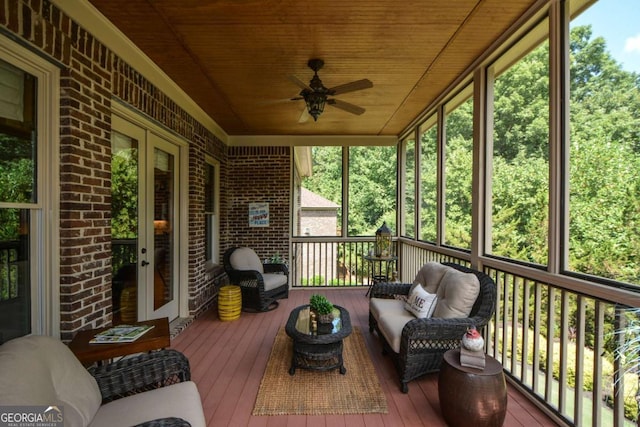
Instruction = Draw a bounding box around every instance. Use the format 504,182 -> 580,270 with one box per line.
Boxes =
309,294 -> 334,323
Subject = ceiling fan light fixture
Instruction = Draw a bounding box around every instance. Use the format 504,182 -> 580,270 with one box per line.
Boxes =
304,92 -> 326,121
290,58 -> 372,122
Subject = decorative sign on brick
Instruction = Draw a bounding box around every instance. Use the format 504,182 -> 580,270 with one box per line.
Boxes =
249,202 -> 269,227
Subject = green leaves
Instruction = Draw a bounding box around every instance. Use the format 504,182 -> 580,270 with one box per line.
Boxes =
309,294 -> 333,315
111,149 -> 138,239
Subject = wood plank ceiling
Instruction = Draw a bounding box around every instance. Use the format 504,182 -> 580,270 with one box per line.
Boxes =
88,0 -> 537,137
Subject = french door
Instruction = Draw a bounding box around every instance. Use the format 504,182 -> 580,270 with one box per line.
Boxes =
111,114 -> 181,322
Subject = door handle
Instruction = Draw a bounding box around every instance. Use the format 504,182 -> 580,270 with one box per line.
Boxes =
141,260 -> 150,267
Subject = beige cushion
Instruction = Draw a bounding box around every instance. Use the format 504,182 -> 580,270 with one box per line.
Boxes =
370,298 -> 414,353
229,247 -> 264,273
90,381 -> 206,427
0,335 -> 102,427
262,273 -> 287,291
405,286 -> 438,318
433,268 -> 480,318
410,262 -> 450,295
370,297 -> 405,322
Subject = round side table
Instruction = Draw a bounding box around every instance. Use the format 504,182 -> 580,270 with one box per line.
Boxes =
438,348 -> 507,427
218,285 -> 242,321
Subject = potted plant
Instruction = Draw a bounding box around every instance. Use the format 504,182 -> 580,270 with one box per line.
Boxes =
268,253 -> 283,264
309,294 -> 334,323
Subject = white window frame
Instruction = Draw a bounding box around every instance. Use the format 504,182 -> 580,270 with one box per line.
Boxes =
204,156 -> 220,264
0,38 -> 60,338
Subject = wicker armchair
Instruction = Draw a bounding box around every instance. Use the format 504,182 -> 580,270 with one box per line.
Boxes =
90,349 -> 189,400
369,262 -> 496,392
0,335 -> 204,427
223,247 -> 289,311
89,350 -> 192,426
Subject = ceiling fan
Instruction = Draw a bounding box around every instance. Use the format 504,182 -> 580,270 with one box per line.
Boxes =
290,59 -> 373,122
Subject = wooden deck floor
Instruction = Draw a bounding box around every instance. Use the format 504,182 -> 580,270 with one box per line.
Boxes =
170,288 -> 559,427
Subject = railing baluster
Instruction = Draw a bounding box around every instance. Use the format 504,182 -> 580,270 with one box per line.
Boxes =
546,287 -> 556,404
522,277 -> 531,386
533,281 -> 542,395
501,271 -> 509,365
614,306 -> 625,427
511,273 -> 519,374
593,301 -> 605,426
559,291 -> 569,414
574,295 -> 586,426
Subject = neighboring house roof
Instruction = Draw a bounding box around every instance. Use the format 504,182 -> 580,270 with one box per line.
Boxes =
301,188 -> 339,210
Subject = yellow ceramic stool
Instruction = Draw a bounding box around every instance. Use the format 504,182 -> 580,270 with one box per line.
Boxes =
218,285 -> 242,321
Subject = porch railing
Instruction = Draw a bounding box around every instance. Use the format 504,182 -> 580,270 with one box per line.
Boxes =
290,237 -> 397,287
399,241 -> 639,427
291,237 -> 640,427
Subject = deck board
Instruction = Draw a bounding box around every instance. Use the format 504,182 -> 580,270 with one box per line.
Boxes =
170,288 -> 558,427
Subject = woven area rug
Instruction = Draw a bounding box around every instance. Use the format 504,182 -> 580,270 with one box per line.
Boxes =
253,326 -> 388,415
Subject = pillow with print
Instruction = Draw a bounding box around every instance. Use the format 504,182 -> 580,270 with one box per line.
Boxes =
405,285 -> 438,319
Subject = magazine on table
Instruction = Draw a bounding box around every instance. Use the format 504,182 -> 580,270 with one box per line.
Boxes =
89,324 -> 155,343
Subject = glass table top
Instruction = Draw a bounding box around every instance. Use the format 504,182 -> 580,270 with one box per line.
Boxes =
294,306 -> 342,335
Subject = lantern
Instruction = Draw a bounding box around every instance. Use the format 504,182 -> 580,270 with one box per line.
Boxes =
375,221 -> 392,257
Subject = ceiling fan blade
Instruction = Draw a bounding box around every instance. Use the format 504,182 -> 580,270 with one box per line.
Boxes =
289,75 -> 312,91
329,79 -> 373,95
327,99 -> 366,115
298,108 -> 310,123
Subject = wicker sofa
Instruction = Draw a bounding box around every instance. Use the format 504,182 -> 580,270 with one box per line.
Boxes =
369,262 -> 496,392
0,335 -> 205,427
223,246 -> 289,312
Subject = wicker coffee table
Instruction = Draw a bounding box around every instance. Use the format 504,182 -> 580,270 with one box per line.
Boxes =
285,304 -> 352,375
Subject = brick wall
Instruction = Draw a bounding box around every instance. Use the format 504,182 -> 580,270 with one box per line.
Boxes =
1,0 -> 229,339
222,146 -> 291,263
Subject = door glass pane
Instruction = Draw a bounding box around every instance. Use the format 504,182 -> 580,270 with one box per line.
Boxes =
153,148 -> 174,310
111,132 -> 139,323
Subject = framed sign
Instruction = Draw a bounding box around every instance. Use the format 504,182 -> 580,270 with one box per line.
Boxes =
249,202 -> 269,227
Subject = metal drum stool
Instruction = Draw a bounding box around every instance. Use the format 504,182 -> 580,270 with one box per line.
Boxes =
218,285 -> 242,321
438,348 -> 507,427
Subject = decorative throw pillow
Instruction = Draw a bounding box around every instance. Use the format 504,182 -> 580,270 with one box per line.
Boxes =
432,268 -> 480,318
409,262 -> 450,296
405,285 -> 438,318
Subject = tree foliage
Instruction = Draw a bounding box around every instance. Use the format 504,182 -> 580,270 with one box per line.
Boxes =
0,133 -> 34,240
302,25 -> 640,317
111,149 -> 138,239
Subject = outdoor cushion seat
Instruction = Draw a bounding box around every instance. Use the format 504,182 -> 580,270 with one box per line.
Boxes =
369,298 -> 415,353
0,335 -> 205,427
223,246 -> 289,312
369,262 -> 496,393
261,271 -> 288,291
90,382 -> 202,427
